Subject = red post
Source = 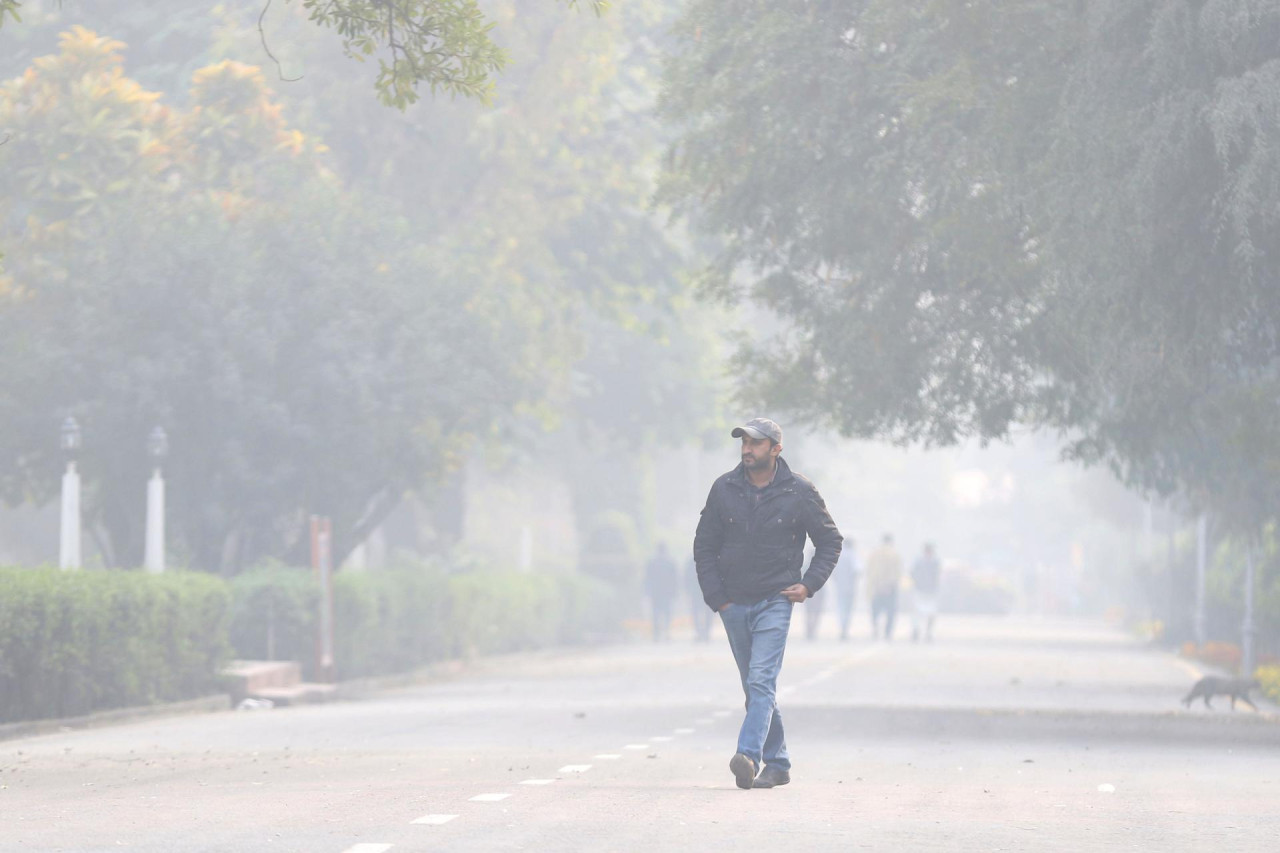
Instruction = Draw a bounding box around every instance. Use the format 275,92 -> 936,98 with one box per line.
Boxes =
311,515 -> 335,682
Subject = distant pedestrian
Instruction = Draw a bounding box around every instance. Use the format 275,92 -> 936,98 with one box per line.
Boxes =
644,543 -> 678,642
834,537 -> 860,641
694,417 -> 842,790
685,555 -> 711,642
911,542 -> 942,643
866,534 -> 903,641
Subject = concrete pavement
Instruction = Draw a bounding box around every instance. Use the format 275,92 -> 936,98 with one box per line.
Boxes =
1,614 -> 1277,852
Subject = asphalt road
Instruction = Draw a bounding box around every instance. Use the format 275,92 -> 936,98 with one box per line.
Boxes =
3,614 -> 1278,852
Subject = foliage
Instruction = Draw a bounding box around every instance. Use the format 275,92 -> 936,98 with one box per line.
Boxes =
232,0 -> 728,542
660,0 -> 1280,534
1257,663 -> 1280,705
0,3 -> 725,567
0,558 -> 616,724
1206,524 -> 1280,654
228,562 -> 321,665
332,563 -> 451,675
0,566 -> 231,723
0,31 -> 519,571
227,563 -> 620,678
1180,641 -> 1244,674
0,0 -> 606,109
661,0 -> 1071,445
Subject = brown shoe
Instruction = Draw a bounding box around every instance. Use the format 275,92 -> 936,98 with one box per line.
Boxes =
729,752 -> 758,789
752,765 -> 791,788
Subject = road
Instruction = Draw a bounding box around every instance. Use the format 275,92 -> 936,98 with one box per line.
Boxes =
2,614 -> 1278,852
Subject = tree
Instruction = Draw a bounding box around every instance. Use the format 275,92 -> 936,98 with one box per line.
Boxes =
0,30 -> 521,571
0,0 -> 605,108
248,0 -> 730,545
660,0 -> 1280,529
1032,0 -> 1280,529
660,0 -> 1070,444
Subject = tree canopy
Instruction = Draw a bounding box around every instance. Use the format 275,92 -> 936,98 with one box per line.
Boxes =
0,2 -> 726,569
661,0 -> 1280,529
0,29 -> 521,570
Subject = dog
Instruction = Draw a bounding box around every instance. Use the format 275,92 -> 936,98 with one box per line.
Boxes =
1181,676 -> 1262,710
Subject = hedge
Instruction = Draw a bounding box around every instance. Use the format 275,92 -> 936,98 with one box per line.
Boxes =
228,564 -> 320,668
0,566 -> 231,724
229,565 -> 621,680
1,563 -> 620,724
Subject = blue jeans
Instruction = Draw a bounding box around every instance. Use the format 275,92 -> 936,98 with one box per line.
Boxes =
719,594 -> 793,771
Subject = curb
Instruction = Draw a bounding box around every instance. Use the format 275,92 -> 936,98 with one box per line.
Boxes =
0,694 -> 231,743
0,646 -> 584,742
799,702 -> 1280,746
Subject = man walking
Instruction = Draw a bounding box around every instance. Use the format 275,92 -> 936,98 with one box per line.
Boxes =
693,417 -> 842,790
866,534 -> 903,641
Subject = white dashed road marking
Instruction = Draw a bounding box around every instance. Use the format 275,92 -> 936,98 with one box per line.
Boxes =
674,728 -> 695,735
650,735 -> 673,742
559,764 -> 593,773
469,793 -> 510,802
411,814 -> 458,825
520,779 -> 555,785
342,845 -> 393,853
623,744 -> 649,750
594,754 -> 622,760
711,710 -> 731,718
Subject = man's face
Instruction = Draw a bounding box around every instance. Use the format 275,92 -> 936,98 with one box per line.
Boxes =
741,436 -> 780,472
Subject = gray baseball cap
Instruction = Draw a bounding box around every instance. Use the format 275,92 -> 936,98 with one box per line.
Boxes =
731,417 -> 782,444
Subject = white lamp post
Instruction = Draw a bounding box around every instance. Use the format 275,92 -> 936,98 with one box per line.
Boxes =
144,426 -> 168,574
59,417 -> 82,570
1193,514 -> 1207,646
1243,546 -> 1257,677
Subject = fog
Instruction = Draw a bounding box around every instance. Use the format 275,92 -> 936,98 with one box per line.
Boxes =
1,3 -> 1278,848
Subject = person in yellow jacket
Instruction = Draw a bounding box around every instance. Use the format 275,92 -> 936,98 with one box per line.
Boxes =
865,534 -> 903,640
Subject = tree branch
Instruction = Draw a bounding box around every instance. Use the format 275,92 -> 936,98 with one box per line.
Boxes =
260,0 -> 304,83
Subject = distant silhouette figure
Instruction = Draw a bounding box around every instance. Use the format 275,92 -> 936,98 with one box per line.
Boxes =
911,542 -> 942,643
645,543 -> 678,642
866,534 -> 903,640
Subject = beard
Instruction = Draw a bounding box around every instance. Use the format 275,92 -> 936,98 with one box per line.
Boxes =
743,453 -> 774,473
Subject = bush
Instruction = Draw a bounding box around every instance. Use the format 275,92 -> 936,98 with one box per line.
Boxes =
0,566 -> 231,724
1256,664 -> 1280,705
229,562 -> 623,681
337,568 -> 618,672
1179,641 -> 1243,673
228,564 -> 320,673
333,565 -> 451,678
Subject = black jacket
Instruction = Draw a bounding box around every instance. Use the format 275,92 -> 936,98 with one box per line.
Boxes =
693,457 -> 842,610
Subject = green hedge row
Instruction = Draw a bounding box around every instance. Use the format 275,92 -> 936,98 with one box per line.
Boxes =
230,565 -> 620,680
1,563 -> 620,725
0,567 -> 231,724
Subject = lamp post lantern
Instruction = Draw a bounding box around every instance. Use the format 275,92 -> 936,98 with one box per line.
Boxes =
58,417 -> 82,569
144,426 -> 168,573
